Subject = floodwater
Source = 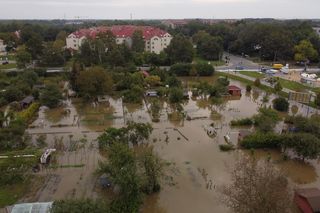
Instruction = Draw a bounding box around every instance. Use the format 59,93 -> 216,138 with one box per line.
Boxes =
24,77 -> 320,213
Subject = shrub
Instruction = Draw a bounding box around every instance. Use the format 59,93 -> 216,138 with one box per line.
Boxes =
246,85 -> 252,92
230,118 -> 253,126
170,63 -> 192,76
254,78 -> 261,87
219,144 -> 235,151
17,103 -> 40,123
240,132 -> 284,149
273,97 -> 289,112
194,63 -> 215,76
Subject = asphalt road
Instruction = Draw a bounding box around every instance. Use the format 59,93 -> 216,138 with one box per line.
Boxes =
217,53 -> 264,71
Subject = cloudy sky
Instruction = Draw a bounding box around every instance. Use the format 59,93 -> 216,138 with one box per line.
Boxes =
0,0 -> 319,19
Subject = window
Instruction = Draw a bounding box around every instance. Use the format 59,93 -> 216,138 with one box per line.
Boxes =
74,44 -> 77,47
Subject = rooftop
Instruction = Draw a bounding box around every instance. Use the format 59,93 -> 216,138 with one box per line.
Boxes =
69,25 -> 169,40
295,188 -> 320,212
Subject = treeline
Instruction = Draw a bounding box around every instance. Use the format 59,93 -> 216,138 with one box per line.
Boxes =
170,20 -> 320,63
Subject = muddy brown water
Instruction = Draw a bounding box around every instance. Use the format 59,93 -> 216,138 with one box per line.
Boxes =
25,77 -> 320,213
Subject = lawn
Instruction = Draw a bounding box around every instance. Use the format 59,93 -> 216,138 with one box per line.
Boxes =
239,71 -> 265,79
277,78 -> 311,92
217,72 -> 288,97
0,63 -> 17,69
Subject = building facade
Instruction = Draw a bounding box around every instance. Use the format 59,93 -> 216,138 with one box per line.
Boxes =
313,27 -> 320,37
66,25 -> 172,54
0,39 -> 6,52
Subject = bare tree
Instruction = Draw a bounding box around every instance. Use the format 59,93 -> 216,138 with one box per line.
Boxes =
220,155 -> 292,213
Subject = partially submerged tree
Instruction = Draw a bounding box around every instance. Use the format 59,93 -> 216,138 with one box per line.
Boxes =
221,156 -> 292,213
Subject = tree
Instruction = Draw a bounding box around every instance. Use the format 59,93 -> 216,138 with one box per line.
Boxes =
193,31 -> 223,61
273,97 -> 289,112
51,199 -> 110,213
165,35 -> 194,63
98,122 -> 153,148
294,40 -> 318,62
170,63 -> 192,76
169,88 -> 184,103
40,84 -> 62,108
139,145 -> 163,194
287,133 -> 320,161
25,33 -> 43,59
274,82 -> 283,93
246,85 -> 252,92
131,30 -> 145,53
254,78 -> 261,87
195,63 -> 215,76
145,75 -> 161,87
100,142 -> 142,213
221,156 -> 292,213
41,41 -> 65,66
76,67 -> 113,99
16,48 -> 32,68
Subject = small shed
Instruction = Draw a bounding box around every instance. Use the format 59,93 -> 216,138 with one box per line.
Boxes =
228,85 -> 242,96
294,188 -> 320,213
145,90 -> 158,97
20,96 -> 34,108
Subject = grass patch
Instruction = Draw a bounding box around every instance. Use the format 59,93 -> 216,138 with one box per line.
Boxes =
0,63 -> 17,69
217,72 -> 288,98
239,71 -> 265,79
277,78 -> 311,92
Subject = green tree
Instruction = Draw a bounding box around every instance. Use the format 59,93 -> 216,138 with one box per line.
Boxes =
165,35 -> 194,63
100,142 -> 142,213
25,33 -> 43,59
131,30 -> 145,53
169,87 -> 184,103
194,63 -> 215,76
288,133 -> 320,161
193,31 -> 223,61
40,84 -> 62,108
16,48 -> 31,68
294,40 -> 319,62
274,82 -> 283,93
51,199 -> 110,213
273,97 -> 289,112
76,67 -> 113,99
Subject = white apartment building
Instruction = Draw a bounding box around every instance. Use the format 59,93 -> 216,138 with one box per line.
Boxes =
66,25 -> 172,54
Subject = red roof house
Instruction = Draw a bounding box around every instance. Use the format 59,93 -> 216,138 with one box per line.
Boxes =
228,85 -> 242,96
294,188 -> 320,213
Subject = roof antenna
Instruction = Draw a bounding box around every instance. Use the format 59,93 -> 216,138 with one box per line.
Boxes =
130,13 -> 133,20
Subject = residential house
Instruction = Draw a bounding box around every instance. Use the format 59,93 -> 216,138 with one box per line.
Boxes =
20,96 -> 34,108
313,27 -> 320,37
0,39 -> 6,52
66,25 -> 172,54
228,85 -> 242,96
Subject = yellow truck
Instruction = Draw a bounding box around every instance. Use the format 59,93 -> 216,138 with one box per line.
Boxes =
272,64 -> 284,70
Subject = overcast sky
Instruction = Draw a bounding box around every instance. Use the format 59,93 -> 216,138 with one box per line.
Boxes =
0,0 -> 319,20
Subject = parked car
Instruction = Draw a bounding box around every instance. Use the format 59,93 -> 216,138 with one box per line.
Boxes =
2,61 -> 9,65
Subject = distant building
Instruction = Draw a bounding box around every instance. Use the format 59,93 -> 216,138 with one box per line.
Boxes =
313,27 -> 320,37
66,25 -> 172,54
294,188 -> 320,213
161,19 -> 188,29
0,39 -> 6,52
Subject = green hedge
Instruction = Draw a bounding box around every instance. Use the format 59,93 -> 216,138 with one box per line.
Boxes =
17,103 -> 40,123
240,132 -> 284,149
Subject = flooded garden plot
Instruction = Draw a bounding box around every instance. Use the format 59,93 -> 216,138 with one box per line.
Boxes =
24,77 -> 320,212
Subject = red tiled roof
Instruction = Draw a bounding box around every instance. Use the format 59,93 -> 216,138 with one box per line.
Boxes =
69,25 -> 169,40
228,85 -> 241,91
